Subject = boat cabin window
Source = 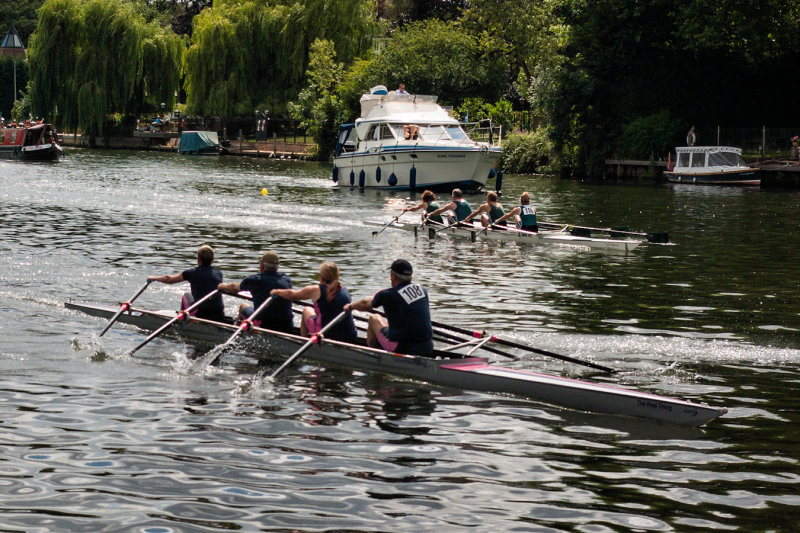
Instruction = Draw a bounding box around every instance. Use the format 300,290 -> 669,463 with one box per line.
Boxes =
691,153 -> 706,167
419,124 -> 447,141
678,152 -> 690,167
708,152 -> 744,167
445,125 -> 468,140
11,131 -> 17,143
0,131 -> 4,143
365,124 -> 396,141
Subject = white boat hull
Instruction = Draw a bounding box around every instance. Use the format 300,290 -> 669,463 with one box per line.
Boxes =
365,219 -> 642,252
66,301 -> 726,426
333,146 -> 501,191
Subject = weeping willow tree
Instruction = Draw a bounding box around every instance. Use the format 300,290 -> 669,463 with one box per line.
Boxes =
27,0 -> 183,135
183,0 -> 377,117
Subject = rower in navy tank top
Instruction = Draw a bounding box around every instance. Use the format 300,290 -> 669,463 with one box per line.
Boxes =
271,261 -> 357,343
495,191 -> 538,232
428,188 -> 472,225
347,259 -> 433,356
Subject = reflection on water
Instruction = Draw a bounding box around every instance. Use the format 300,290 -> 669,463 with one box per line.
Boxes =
0,151 -> 799,530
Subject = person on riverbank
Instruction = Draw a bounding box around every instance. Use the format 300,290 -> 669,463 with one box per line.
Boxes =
402,190 -> 444,224
428,188 -> 472,225
270,261 -> 357,343
495,192 -> 538,232
464,191 -> 504,228
217,250 -> 293,332
346,259 -> 433,356
148,244 -> 227,322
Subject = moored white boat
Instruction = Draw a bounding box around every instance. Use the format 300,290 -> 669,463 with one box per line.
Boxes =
364,219 -> 643,252
664,146 -> 759,185
66,301 -> 726,426
332,85 -> 502,191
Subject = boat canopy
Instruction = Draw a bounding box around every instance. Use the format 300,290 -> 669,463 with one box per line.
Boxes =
675,146 -> 745,169
178,131 -> 219,154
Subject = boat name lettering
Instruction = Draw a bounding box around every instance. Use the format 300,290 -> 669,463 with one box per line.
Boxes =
436,154 -> 466,159
637,399 -> 673,412
398,283 -> 426,305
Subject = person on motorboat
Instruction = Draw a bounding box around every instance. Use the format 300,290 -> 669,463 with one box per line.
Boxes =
395,83 -> 409,95
148,244 -> 228,322
270,261 -> 357,343
494,191 -> 538,232
346,259 -> 433,356
402,190 -> 443,224
464,191 -> 504,228
428,188 -> 472,226
217,250 -> 293,332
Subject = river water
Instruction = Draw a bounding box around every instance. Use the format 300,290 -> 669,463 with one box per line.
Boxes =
1,150 -> 799,531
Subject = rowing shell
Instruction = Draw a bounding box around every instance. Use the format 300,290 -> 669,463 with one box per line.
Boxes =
364,219 -> 642,252
66,301 -> 726,426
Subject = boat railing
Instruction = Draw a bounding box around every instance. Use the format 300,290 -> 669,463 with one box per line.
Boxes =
463,120 -> 502,148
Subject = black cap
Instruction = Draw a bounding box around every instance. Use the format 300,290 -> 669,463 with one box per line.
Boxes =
389,259 -> 413,275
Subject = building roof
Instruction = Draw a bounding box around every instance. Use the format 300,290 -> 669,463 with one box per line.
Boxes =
0,23 -> 26,59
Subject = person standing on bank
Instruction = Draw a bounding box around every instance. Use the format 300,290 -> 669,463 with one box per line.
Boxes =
270,261 -> 358,343
346,259 -> 433,356
217,250 -> 293,333
148,244 -> 227,322
687,126 -> 697,146
495,191 -> 538,232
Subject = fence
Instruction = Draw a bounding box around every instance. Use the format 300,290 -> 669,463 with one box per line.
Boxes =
683,126 -> 798,157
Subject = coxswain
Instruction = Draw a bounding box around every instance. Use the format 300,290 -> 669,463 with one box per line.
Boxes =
464,191 -> 504,228
494,191 -> 538,232
148,244 -> 227,322
402,190 -> 443,224
217,250 -> 293,333
428,188 -> 472,225
346,259 -> 433,356
270,261 -> 357,343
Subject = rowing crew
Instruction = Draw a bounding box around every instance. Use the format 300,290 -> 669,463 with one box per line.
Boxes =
402,189 -> 539,232
148,246 -> 434,356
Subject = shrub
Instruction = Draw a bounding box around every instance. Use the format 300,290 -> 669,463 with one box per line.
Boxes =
617,111 -> 683,160
499,126 -> 552,174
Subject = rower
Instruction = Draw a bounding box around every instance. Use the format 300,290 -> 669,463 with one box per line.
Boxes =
402,189 -> 443,224
270,261 -> 357,343
428,188 -> 471,226
494,191 -> 538,232
147,244 -> 228,322
346,259 -> 433,356
217,250 -> 293,333
464,191 -> 504,228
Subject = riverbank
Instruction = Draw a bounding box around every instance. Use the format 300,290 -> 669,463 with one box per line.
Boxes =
59,132 -> 316,159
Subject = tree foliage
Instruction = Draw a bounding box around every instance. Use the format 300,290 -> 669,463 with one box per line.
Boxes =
0,0 -> 44,44
183,0 -> 376,117
27,0 -> 182,135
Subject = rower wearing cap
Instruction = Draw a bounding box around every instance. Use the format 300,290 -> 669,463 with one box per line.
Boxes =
347,259 -> 433,356
218,250 -> 293,333
464,191 -> 504,228
427,188 -> 471,225
494,191 -> 538,232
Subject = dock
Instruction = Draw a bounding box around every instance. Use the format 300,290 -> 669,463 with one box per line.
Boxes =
605,158 -> 800,188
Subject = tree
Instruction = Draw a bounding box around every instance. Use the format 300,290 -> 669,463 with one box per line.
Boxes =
0,0 -> 44,44
27,0 -> 182,135
183,0 -> 376,117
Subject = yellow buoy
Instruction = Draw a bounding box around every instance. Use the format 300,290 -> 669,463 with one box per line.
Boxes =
261,188 -> 268,196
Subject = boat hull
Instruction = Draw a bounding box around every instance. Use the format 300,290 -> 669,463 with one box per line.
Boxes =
364,220 -> 642,252
333,147 -> 501,191
66,301 -> 725,426
664,169 -> 760,185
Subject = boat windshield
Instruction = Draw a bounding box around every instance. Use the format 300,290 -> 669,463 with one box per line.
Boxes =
445,125 -> 468,140
708,151 -> 745,167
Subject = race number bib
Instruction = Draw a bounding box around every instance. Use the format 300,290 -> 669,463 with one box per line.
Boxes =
521,205 -> 536,216
398,283 -> 426,305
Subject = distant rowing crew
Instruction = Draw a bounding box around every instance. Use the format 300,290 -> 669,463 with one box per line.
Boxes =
147,245 -> 435,357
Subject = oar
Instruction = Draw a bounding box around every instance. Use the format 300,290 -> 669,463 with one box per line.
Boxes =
99,280 -> 152,336
372,215 -> 400,236
539,221 -> 668,243
268,310 -> 350,378
428,319 -> 616,373
130,289 -> 220,354
202,295 -> 277,367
